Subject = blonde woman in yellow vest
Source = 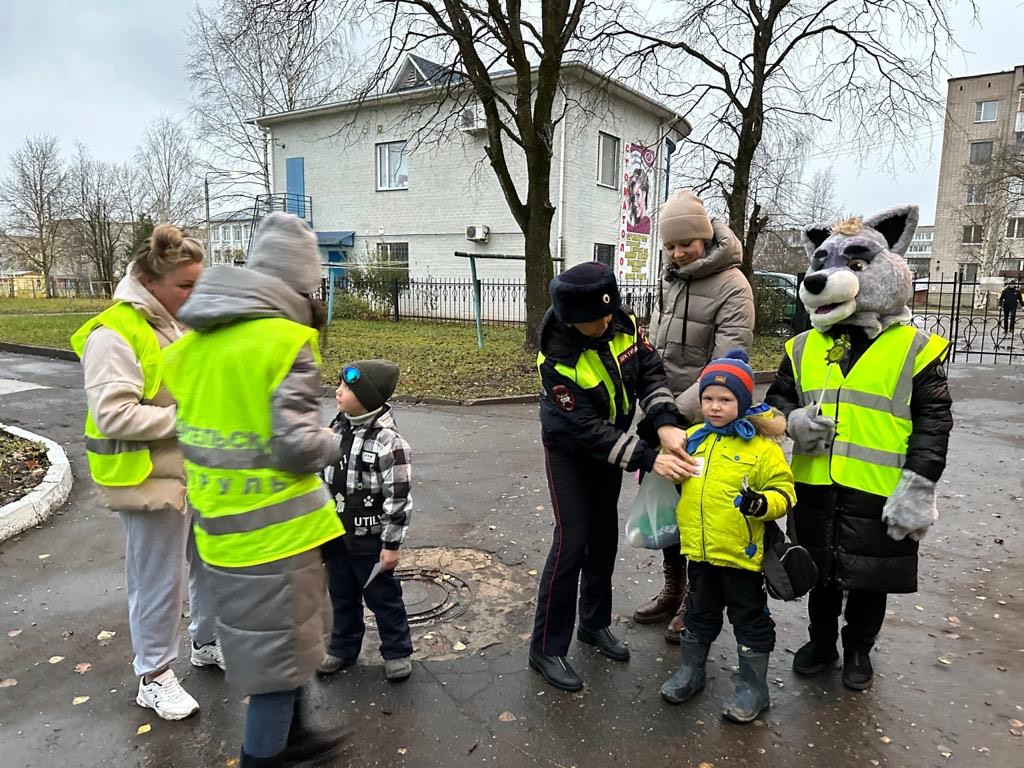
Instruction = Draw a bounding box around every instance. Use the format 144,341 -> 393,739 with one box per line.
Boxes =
71,224 -> 222,722
162,213 -> 346,767
765,206 -> 953,692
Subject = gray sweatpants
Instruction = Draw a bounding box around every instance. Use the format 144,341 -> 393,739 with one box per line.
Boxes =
119,507 -> 217,677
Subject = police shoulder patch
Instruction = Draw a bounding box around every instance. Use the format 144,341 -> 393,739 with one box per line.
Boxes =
550,384 -> 576,412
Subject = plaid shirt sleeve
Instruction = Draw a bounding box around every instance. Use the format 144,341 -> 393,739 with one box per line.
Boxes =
374,429 -> 412,549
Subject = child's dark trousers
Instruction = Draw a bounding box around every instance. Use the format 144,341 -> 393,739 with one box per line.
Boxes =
322,537 -> 413,661
684,560 -> 775,652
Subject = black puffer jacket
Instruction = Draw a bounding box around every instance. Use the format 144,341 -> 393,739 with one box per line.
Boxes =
538,306 -> 678,471
765,324 -> 953,593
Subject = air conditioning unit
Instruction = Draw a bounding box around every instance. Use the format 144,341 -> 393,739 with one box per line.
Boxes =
459,102 -> 487,134
466,224 -> 490,242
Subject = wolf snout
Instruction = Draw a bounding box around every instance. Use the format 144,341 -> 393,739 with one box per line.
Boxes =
802,272 -> 828,295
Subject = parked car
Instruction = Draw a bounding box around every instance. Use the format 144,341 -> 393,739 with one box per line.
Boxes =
753,271 -> 799,337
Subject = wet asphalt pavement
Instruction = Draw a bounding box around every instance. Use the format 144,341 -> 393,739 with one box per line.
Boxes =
0,351 -> 1021,768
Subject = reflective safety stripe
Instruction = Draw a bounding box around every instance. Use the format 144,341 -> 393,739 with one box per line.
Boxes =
607,433 -> 638,469
640,386 -> 675,412
832,441 -> 906,467
800,388 -> 913,421
85,437 -> 148,455
193,485 -> 332,535
180,444 -> 273,469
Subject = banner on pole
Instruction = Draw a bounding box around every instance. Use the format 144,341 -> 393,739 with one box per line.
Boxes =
616,143 -> 656,282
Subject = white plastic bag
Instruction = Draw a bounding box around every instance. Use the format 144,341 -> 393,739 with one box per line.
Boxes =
624,472 -> 680,549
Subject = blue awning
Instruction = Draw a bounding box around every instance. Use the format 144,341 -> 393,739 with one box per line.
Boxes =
316,230 -> 356,247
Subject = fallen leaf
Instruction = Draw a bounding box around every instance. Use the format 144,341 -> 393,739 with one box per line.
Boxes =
938,656 -> 953,665
72,696 -> 90,705
880,736 -> 892,744
48,655 -> 64,664
527,569 -> 538,576
25,459 -> 40,471
224,759 -> 239,768
453,641 -> 467,652
947,616 -> 961,627
397,748 -> 408,755
74,663 -> 92,675
914,605 -> 923,611
498,711 -> 517,722
698,763 -> 714,768
1010,719 -> 1024,729
38,554 -> 50,560
937,745 -> 952,758
136,724 -> 151,735
0,678 -> 17,688
534,506 -> 544,511
7,630 -> 22,638
96,630 -> 116,641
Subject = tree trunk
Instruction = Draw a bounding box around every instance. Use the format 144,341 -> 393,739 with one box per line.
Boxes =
523,206 -> 555,350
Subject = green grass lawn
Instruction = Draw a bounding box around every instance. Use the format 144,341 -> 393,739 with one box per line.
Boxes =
0,297 -> 112,315
0,311 -> 787,400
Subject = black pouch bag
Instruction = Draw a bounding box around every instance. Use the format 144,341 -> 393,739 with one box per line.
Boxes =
762,520 -> 818,601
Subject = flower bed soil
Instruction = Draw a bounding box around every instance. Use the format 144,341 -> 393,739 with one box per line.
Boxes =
0,430 -> 49,506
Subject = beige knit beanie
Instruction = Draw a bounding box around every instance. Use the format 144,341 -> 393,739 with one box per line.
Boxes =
659,189 -> 714,245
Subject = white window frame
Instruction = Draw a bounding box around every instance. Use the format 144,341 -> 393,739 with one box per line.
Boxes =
1007,217 -> 1024,239
975,100 -> 998,123
376,141 -> 409,191
959,262 -> 979,281
965,183 -> 987,205
596,131 -> 621,189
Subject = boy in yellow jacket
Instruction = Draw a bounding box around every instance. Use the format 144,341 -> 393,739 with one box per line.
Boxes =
660,349 -> 795,723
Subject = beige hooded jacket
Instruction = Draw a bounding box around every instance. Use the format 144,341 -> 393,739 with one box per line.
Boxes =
647,218 -> 755,425
79,267 -> 187,513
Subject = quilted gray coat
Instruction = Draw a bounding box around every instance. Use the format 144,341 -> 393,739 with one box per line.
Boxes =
647,219 -> 755,425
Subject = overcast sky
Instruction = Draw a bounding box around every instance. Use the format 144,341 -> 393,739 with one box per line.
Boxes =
2,1 -> 1022,225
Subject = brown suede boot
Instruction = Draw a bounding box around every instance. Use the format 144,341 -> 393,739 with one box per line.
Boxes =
634,560 -> 685,624
664,581 -> 689,643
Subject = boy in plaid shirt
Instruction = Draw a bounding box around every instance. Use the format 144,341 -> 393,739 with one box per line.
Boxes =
318,359 -> 414,681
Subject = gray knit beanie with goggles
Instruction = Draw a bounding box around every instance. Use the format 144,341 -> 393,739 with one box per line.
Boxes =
340,359 -> 400,412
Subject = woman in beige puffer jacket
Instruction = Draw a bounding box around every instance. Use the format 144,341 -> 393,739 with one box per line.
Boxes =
75,224 -> 222,721
635,190 -> 755,640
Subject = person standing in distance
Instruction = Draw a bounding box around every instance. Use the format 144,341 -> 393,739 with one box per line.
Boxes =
71,223 -> 223,722
162,212 -> 346,766
530,261 -> 697,692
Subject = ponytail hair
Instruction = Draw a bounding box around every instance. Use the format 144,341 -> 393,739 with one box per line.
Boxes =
133,223 -> 204,281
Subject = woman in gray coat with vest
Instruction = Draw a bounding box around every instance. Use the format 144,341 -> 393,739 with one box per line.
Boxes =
635,190 -> 755,641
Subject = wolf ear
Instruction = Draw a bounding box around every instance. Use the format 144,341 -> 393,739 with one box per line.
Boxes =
863,206 -> 919,256
802,223 -> 832,256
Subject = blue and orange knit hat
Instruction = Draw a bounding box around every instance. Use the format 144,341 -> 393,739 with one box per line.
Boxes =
698,349 -> 754,414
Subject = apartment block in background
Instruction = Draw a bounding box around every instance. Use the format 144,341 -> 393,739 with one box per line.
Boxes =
932,65 -> 1024,281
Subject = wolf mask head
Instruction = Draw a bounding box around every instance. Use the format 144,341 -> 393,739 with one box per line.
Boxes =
799,206 -> 918,338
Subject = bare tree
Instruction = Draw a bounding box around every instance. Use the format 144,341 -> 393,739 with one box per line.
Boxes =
614,0 -> 961,275
340,0 -> 625,344
960,141 -> 1024,277
136,114 -> 202,225
187,0 -> 357,196
0,135 -> 67,297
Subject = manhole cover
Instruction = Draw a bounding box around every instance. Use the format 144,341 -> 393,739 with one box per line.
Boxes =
365,567 -> 472,627
352,547 -> 535,663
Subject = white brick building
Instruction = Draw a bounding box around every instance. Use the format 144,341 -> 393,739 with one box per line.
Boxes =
252,58 -> 690,283
905,224 -> 934,278
932,65 -> 1024,281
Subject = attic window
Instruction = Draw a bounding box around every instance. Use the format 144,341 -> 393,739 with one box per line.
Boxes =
405,70 -> 418,88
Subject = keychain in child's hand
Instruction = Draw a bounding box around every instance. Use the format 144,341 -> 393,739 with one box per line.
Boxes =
812,333 -> 852,418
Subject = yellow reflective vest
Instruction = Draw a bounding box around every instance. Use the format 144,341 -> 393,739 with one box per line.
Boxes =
70,302 -> 162,487
162,317 -> 343,568
785,325 -> 949,497
537,314 -> 638,423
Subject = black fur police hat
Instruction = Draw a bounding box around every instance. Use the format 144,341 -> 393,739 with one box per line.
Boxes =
549,262 -> 621,325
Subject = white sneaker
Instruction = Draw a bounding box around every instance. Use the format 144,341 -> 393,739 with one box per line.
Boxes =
190,640 -> 225,670
136,669 -> 199,720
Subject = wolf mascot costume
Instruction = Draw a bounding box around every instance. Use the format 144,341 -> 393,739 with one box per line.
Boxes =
766,206 -> 953,691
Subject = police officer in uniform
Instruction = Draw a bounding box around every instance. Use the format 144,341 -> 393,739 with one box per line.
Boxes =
530,262 -> 697,691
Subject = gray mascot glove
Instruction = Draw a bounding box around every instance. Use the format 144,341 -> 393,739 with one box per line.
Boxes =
786,405 -> 836,456
882,469 -> 939,542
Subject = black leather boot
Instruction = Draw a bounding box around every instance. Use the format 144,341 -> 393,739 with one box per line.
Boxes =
528,647 -> 583,692
842,649 -> 874,690
660,630 -> 710,704
576,625 -> 629,661
792,639 -> 839,675
634,560 -> 685,624
722,645 -> 771,723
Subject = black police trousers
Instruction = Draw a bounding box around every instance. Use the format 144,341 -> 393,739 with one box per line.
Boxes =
531,441 -> 622,657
